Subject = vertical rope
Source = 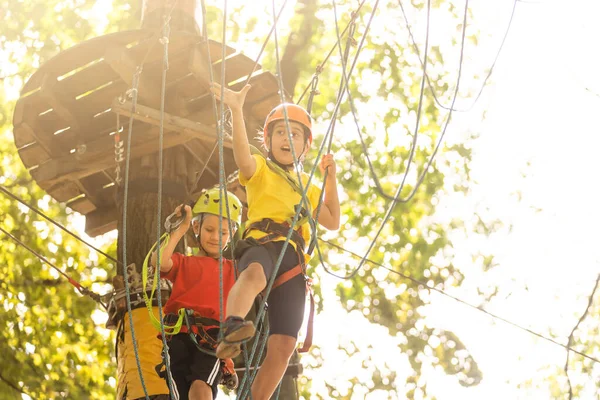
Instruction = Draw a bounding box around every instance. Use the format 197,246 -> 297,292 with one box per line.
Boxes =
121,67 -> 150,400
155,13 -> 179,400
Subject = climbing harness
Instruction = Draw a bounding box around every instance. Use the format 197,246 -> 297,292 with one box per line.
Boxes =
237,229 -> 315,353
153,311 -> 239,390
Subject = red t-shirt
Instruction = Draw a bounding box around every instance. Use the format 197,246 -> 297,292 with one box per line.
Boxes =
160,253 -> 235,322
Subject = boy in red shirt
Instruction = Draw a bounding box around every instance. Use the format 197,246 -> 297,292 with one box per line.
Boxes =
151,188 -> 243,400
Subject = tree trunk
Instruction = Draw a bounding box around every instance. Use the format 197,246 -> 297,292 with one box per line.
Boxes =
115,2 -> 203,398
280,0 -> 320,97
141,0 -> 201,35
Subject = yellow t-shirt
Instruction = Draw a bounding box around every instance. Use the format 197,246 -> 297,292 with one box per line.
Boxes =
239,154 -> 321,252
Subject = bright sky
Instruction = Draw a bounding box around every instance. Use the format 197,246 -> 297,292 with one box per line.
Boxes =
6,0 -> 600,399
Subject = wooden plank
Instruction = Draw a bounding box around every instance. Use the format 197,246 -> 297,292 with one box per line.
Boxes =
31,115 -> 232,187
176,52 -> 261,105
18,143 -> 51,167
112,100 -> 233,147
190,49 -> 258,89
249,93 -> 282,123
182,139 -> 218,179
126,33 -> 193,66
73,80 -> 129,120
16,32 -> 226,117
12,119 -> 36,148
13,121 -> 64,161
167,73 -> 200,100
96,181 -> 117,205
104,45 -> 162,107
85,206 -> 118,237
182,71 -> 280,122
18,81 -> 126,159
37,111 -> 75,139
79,173 -> 114,203
59,61 -> 121,101
46,181 -> 83,203
82,109 -> 118,143
232,71 -> 283,103
22,30 -> 151,92
67,196 -> 97,214
219,53 -> 260,86
13,91 -> 53,126
143,41 -> 194,86
189,42 -> 220,90
40,74 -> 82,132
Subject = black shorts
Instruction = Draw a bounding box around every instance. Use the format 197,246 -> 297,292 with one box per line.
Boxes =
238,240 -> 307,338
167,333 -> 222,399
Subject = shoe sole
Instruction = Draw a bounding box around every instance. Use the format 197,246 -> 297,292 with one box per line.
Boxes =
216,322 -> 256,359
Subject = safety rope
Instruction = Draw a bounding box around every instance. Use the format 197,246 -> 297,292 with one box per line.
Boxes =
121,66 -> 150,400
350,0 -> 470,203
216,0 -> 229,350
241,0 -> 290,88
320,238 -> 600,365
296,0 -> 369,104
307,0 -> 359,256
154,14 -> 179,399
334,0 -> 467,280
119,2 -> 183,397
357,0 -> 510,204
191,0 -> 289,192
142,233 -> 185,334
5,2 -> 590,399
0,226 -> 107,310
273,381 -> 282,400
565,270 -> 600,399
238,6 -> 384,395
197,2 -> 270,397
238,326 -> 270,399
0,185 -> 119,265
288,0 -> 380,277
196,0 -> 232,338
398,0 -> 519,113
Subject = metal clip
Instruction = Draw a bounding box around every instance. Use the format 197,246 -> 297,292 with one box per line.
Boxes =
164,208 -> 187,233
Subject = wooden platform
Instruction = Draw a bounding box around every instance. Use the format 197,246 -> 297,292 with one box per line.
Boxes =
12,29 -> 284,236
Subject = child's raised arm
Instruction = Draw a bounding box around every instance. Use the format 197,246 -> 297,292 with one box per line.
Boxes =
150,204 -> 192,273
315,154 -> 341,230
210,83 -> 257,180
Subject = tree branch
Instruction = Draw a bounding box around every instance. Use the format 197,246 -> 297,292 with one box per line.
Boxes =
0,72 -> 21,81
565,272 -> 600,400
280,0 -> 320,96
0,371 -> 30,396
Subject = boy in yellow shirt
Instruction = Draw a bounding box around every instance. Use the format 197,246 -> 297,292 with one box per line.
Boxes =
210,83 -> 340,400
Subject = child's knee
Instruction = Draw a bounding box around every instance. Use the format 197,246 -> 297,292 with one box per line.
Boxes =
189,379 -> 212,399
240,262 -> 267,286
267,334 -> 297,360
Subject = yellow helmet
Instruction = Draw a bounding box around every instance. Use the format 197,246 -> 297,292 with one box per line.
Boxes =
192,188 -> 243,227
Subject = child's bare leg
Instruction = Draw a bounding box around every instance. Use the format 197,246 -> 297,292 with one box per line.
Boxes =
226,262 -> 266,318
216,263 -> 266,359
251,334 -> 297,400
188,380 -> 212,400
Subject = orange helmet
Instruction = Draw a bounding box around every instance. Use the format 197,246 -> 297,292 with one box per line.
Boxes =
263,103 -> 313,146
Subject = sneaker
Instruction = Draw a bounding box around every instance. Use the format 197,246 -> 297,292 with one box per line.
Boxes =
216,317 -> 256,359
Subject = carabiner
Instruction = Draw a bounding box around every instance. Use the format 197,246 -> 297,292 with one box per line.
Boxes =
164,208 -> 187,233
